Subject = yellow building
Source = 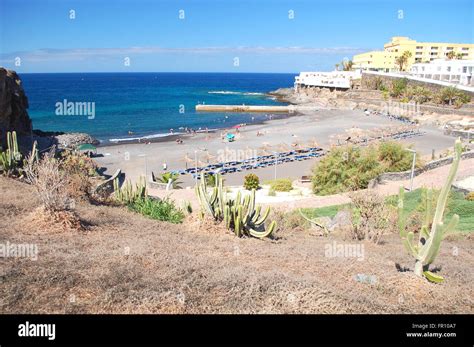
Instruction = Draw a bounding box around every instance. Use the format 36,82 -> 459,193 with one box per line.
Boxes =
353,36 -> 474,72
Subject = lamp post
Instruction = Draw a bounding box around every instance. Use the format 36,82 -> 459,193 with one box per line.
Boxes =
194,150 -> 198,184
406,148 -> 416,191
137,153 -> 147,180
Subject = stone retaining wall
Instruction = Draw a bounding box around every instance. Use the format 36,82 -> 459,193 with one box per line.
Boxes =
370,151 -> 474,186
361,72 -> 474,96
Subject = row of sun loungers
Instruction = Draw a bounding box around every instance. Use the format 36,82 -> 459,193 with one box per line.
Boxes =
171,147 -> 325,178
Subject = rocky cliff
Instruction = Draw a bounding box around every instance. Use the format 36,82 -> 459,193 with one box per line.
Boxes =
0,67 -> 32,141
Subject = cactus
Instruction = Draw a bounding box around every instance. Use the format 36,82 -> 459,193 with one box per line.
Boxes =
0,131 -> 22,175
113,176 -> 147,204
195,173 -> 276,238
398,139 -> 462,283
298,209 -> 329,235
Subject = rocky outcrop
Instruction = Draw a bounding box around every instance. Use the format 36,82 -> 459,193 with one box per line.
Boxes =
0,68 -> 32,142
54,133 -> 100,149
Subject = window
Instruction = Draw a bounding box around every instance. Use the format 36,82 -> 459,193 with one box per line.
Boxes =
462,47 -> 469,50
463,67 -> 467,73
447,67 -> 451,72
431,46 -> 439,50
437,66 -> 441,71
416,46 -> 423,49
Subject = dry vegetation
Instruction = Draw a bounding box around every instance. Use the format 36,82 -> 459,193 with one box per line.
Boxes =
0,177 -> 473,314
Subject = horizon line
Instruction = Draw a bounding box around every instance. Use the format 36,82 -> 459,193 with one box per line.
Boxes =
11,71 -> 301,75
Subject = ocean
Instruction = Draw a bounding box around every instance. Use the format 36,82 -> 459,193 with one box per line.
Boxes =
21,72 -> 296,144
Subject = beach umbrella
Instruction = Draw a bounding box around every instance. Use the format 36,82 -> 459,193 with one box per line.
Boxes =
201,152 -> 216,164
278,143 -> 290,151
180,154 -> 195,169
226,133 -> 235,142
77,143 -> 96,152
259,148 -> 272,156
295,143 -> 308,151
307,138 -> 319,147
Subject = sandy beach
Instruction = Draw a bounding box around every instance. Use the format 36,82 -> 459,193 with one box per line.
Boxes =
94,108 -> 457,188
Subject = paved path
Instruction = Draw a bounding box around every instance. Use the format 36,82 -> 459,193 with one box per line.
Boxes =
150,157 -> 474,211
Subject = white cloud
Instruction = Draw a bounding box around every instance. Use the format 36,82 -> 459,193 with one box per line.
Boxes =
0,46 -> 368,63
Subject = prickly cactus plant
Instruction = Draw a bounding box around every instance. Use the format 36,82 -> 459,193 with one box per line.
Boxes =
398,139 -> 462,283
195,173 -> 276,238
0,131 -> 22,175
114,176 -> 147,204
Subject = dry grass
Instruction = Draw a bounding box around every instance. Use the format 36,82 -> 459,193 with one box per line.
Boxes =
0,177 -> 473,314
23,149 -> 72,212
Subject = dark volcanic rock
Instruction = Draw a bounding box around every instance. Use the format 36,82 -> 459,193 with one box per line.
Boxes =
0,68 -> 32,142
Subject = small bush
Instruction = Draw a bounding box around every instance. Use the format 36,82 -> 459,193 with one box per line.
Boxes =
312,145 -> 382,195
405,86 -> 432,104
466,192 -> 474,201
24,148 -> 71,212
267,178 -> 293,192
349,190 -> 393,243
205,173 -> 216,187
270,209 -> 309,232
60,150 -> 97,200
243,173 -> 259,190
390,78 -> 408,98
435,87 -> 471,106
312,142 -> 417,195
128,197 -> 184,224
268,188 -> 276,196
153,172 -> 182,189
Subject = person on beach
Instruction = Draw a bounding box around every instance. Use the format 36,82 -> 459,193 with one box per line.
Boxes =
162,162 -> 167,171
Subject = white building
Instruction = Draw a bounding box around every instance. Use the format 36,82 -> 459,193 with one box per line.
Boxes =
294,71 -> 361,91
410,59 -> 474,86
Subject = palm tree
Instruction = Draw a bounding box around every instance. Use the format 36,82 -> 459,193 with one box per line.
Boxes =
335,63 -> 340,71
342,60 -> 353,71
153,172 -> 183,189
446,51 -> 456,60
395,50 -> 412,71
455,53 -> 463,60
438,86 -> 458,106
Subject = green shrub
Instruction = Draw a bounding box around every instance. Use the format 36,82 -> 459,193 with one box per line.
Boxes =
466,192 -> 474,201
436,87 -> 471,106
205,173 -> 216,187
312,145 -> 381,195
312,142 -> 416,195
378,141 -> 420,172
153,172 -> 182,189
268,188 -> 276,196
390,78 -> 408,98
243,173 -> 259,190
266,178 -> 293,192
405,86 -> 432,104
128,197 -> 184,224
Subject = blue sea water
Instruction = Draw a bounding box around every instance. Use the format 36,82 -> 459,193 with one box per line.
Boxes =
20,72 -> 296,143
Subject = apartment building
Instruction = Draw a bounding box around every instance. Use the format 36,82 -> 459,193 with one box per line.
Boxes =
410,59 -> 474,86
353,37 -> 474,72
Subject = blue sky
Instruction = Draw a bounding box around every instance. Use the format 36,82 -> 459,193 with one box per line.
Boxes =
0,0 -> 473,73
